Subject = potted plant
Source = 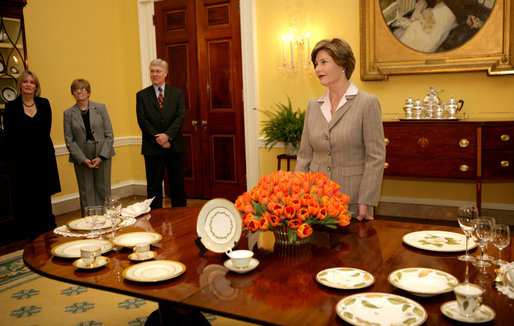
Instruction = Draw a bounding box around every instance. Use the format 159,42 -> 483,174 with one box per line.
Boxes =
259,96 -> 305,155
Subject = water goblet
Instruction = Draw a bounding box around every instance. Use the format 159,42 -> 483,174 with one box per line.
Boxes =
104,196 -> 122,238
492,224 -> 510,266
93,206 -> 107,239
481,216 -> 496,261
472,218 -> 493,268
84,206 -> 98,239
457,206 -> 478,262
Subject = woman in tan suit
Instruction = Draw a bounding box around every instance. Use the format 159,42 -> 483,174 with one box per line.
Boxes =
63,79 -> 115,215
296,38 -> 385,221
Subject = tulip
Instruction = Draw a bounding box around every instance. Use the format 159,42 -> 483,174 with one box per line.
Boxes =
297,223 -> 313,239
248,219 -> 261,232
242,212 -> 255,226
297,207 -> 309,222
259,217 -> 270,231
316,207 -> 328,220
284,206 -> 295,219
308,202 -> 320,216
288,219 -> 302,229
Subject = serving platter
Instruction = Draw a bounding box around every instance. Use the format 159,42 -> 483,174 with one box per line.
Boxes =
112,232 -> 162,247
336,292 -> 427,326
51,239 -> 113,258
196,198 -> 242,253
388,267 -> 458,297
122,260 -> 185,282
316,267 -> 374,290
402,230 -> 476,252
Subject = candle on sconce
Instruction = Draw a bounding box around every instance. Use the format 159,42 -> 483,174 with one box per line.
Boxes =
289,35 -> 294,65
281,35 -> 286,63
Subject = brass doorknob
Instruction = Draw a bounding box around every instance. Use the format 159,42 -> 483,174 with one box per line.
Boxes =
384,138 -> 389,146
384,162 -> 389,169
459,165 -> 469,172
500,160 -> 510,168
500,134 -> 510,142
459,139 -> 470,148
201,120 -> 208,129
192,120 -> 198,131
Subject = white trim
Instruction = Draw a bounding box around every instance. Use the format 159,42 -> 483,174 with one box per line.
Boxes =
240,0 -> 260,190
137,0 -> 160,88
54,136 -> 142,156
379,195 -> 514,211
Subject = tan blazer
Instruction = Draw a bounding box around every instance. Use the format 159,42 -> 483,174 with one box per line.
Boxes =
295,90 -> 385,207
63,101 -> 115,164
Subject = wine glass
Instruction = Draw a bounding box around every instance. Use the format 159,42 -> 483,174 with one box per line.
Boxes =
457,206 -> 479,262
492,224 -> 510,266
472,218 -> 493,268
84,206 -> 98,239
104,196 -> 122,238
94,206 -> 107,239
481,216 -> 496,261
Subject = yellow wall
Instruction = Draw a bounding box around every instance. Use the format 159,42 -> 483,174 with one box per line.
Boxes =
255,0 -> 514,205
24,0 -> 145,197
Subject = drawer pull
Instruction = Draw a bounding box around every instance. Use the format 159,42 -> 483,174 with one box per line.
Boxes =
459,139 -> 470,148
500,134 -> 511,142
459,165 -> 469,172
384,138 -> 389,146
384,162 -> 389,169
500,160 -> 510,168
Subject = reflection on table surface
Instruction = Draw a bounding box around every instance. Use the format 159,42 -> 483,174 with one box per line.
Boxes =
23,207 -> 513,325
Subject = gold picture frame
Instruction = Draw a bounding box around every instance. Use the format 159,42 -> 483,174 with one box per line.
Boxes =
360,0 -> 514,80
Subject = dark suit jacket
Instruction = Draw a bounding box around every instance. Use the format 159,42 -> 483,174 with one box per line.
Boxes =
5,96 -> 61,195
136,84 -> 185,155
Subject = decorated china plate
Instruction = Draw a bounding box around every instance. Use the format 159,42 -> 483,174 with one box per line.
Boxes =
122,260 -> 185,282
316,267 -> 375,290
336,292 -> 427,326
1,86 -> 16,102
440,301 -> 495,323
112,232 -> 162,247
51,239 -> 113,258
67,217 -> 120,231
224,258 -> 259,274
402,230 -> 476,252
128,251 -> 157,261
73,256 -> 110,269
388,267 -> 458,297
196,198 -> 242,253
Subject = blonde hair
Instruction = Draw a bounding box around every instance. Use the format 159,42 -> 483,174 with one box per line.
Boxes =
311,38 -> 355,80
16,70 -> 41,97
149,58 -> 168,71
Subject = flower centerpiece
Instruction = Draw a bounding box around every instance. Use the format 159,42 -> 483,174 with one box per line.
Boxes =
234,170 -> 352,244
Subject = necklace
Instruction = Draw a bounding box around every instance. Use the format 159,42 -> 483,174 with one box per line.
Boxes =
23,100 -> 35,107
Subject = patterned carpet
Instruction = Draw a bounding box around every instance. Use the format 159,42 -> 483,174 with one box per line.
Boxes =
0,250 -> 255,326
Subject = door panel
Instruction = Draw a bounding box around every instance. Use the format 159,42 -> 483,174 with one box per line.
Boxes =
155,0 -> 246,200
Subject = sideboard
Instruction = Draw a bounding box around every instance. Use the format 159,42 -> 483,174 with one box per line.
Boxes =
383,120 -> 514,212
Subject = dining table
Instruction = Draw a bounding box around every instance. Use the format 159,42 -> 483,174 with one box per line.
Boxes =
23,206 -> 513,325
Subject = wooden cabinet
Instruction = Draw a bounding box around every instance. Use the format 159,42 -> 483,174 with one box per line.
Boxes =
383,120 -> 514,211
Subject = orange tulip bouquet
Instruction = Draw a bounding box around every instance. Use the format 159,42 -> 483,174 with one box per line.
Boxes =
234,170 -> 352,243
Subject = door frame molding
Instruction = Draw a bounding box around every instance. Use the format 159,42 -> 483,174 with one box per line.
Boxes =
137,0 -> 260,191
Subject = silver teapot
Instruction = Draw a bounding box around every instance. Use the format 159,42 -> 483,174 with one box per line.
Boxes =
445,95 -> 464,118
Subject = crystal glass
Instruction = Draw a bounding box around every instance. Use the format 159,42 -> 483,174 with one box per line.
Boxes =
481,216 -> 496,261
457,206 -> 479,262
492,224 -> 510,266
104,196 -> 122,238
472,218 -> 493,268
84,206 -> 98,239
94,206 -> 107,239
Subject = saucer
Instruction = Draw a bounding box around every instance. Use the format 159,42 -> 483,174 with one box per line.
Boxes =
440,300 -> 495,323
128,251 -> 157,261
73,256 -> 110,269
223,258 -> 259,274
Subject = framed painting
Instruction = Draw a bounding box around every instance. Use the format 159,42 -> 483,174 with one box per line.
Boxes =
360,0 -> 514,80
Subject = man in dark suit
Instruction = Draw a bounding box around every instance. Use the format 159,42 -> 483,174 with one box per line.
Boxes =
136,58 -> 187,208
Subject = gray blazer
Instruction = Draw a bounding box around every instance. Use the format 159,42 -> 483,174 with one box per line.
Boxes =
295,90 -> 385,207
63,101 -> 116,164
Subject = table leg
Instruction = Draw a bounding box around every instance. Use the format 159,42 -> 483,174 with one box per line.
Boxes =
145,302 -> 210,326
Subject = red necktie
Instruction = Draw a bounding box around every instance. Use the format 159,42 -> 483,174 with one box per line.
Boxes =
158,87 -> 164,111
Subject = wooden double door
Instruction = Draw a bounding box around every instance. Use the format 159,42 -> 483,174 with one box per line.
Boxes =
154,0 -> 246,200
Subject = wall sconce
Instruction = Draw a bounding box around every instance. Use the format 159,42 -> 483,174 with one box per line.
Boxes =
278,30 -> 313,78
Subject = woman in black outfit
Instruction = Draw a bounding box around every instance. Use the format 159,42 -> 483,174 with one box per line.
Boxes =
5,70 -> 61,240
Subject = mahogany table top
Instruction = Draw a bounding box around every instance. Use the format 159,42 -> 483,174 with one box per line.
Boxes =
23,207 -> 513,325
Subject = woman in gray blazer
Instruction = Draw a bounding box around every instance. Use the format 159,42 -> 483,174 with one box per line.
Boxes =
296,39 -> 385,221
63,79 -> 115,215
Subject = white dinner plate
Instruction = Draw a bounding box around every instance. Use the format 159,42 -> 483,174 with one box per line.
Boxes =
441,300 -> 495,323
336,292 -> 427,326
196,198 -> 242,253
67,217 -> 120,231
388,267 -> 458,297
112,232 -> 162,247
51,239 -> 113,258
122,260 -> 185,282
316,267 -> 375,290
402,230 -> 476,252
73,256 -> 110,269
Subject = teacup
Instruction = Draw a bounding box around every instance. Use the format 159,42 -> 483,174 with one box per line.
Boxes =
133,242 -> 151,259
226,249 -> 253,269
80,245 -> 102,266
454,283 -> 484,317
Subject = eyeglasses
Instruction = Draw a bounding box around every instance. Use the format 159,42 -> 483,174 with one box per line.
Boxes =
73,88 -> 88,93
